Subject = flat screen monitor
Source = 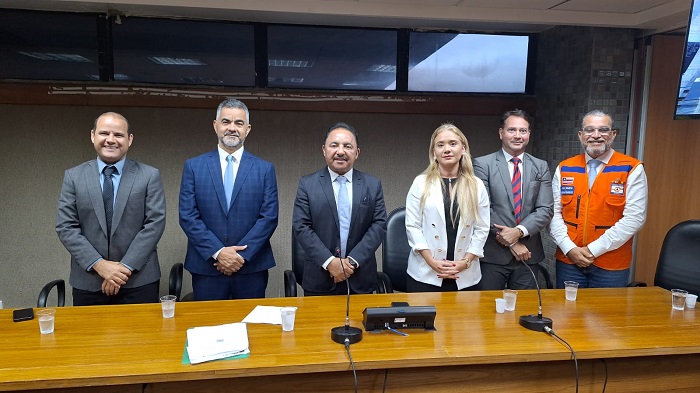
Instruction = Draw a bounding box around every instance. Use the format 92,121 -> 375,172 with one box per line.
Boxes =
404,32 -> 532,94
676,0 -> 700,119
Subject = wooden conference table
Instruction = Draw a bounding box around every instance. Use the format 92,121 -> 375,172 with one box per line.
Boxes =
0,286 -> 698,392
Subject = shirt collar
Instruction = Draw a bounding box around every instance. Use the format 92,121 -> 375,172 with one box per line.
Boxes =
585,148 -> 614,165
501,148 -> 524,163
97,157 -> 126,175
328,167 -> 354,183
218,146 -> 244,163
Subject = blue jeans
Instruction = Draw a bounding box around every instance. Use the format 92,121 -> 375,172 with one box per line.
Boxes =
555,261 -> 630,289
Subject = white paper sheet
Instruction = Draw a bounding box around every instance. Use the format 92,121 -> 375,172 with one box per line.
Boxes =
241,305 -> 283,325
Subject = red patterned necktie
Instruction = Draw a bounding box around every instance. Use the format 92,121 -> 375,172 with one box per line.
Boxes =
511,157 -> 522,224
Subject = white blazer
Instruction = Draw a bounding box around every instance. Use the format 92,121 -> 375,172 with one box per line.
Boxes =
405,174 -> 490,290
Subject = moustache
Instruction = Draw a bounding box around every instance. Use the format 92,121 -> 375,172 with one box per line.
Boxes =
224,131 -> 239,137
333,155 -> 348,161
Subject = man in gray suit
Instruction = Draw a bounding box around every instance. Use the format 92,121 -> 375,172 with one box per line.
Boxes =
56,112 -> 166,306
473,109 -> 553,290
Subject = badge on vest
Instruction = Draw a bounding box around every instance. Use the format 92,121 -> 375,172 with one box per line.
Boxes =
610,180 -> 625,195
561,186 -> 574,195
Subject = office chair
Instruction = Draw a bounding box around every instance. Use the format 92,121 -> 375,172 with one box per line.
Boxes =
536,264 -> 554,290
379,207 -> 410,293
37,279 -> 65,307
284,230 -> 388,297
169,263 -> 183,300
652,220 -> 700,295
169,263 -> 194,301
283,231 -> 306,297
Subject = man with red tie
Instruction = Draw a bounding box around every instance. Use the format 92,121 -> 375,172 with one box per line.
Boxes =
473,109 -> 553,290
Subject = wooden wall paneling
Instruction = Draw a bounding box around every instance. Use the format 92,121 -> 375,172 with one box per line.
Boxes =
635,35 -> 700,284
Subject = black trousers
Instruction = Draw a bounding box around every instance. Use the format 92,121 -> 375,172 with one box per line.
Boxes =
406,275 -> 479,293
476,260 -> 537,290
72,280 -> 160,306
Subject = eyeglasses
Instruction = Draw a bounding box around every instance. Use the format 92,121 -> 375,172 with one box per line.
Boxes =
505,127 -> 530,135
582,126 -> 613,135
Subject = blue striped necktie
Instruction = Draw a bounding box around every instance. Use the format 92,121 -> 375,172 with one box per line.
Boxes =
588,159 -> 602,189
224,155 -> 235,209
337,175 -> 350,257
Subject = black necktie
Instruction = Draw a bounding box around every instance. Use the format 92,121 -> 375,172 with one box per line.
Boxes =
102,166 -> 117,237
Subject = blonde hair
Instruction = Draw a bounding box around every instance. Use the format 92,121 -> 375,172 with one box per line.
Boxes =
420,123 -> 481,227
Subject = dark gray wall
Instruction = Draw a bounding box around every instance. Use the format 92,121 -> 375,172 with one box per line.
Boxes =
534,25 -> 636,278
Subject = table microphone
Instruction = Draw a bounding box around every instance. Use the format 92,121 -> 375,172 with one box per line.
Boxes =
331,248 -> 363,345
518,262 -> 553,332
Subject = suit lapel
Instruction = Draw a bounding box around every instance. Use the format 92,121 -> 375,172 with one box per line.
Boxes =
495,153 -> 515,207
521,154 -> 534,215
428,179 -> 446,225
349,170 -> 362,234
230,151 -> 252,213
86,160 -> 109,237
319,170 -> 339,229
112,159 -> 136,235
206,152 -> 229,214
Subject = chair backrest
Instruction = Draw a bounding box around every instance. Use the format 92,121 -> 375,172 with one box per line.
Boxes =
291,230 -> 306,287
169,263 -> 184,301
654,220 -> 700,295
536,264 -> 554,290
37,279 -> 65,307
382,207 -> 410,293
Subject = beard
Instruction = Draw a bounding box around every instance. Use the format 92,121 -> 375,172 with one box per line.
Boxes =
583,141 -> 611,158
220,135 -> 242,149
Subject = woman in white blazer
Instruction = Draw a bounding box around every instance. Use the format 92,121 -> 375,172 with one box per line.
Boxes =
405,123 -> 490,292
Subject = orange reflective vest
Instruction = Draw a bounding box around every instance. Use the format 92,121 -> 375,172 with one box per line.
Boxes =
555,152 -> 642,270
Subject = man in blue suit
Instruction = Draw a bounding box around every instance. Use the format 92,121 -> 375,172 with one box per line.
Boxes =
293,122 -> 387,296
179,99 -> 279,300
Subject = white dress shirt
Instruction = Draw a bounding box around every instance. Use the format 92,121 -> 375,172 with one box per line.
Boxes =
322,167 -> 355,269
501,149 -> 530,237
213,146 -> 244,260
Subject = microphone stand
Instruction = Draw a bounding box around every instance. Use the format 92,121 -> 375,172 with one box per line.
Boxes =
518,261 -> 553,332
331,249 -> 363,345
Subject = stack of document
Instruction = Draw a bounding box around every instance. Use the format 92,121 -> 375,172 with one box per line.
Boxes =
186,322 -> 250,364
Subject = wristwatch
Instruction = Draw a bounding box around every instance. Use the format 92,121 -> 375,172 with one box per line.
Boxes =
347,258 -> 359,269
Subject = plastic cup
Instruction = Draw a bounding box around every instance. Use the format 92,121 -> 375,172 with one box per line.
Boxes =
37,309 -> 56,334
160,295 -> 176,318
281,307 -> 297,331
564,281 -> 579,301
671,289 -> 688,310
686,294 -> 698,309
495,298 -> 506,314
502,289 -> 517,311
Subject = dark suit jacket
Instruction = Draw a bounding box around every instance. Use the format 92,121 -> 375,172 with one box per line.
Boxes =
179,149 -> 278,282
56,158 -> 166,292
292,168 -> 387,293
473,151 -> 553,265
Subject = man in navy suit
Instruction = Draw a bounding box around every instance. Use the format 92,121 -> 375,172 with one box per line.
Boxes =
179,99 -> 279,300
293,122 -> 387,296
